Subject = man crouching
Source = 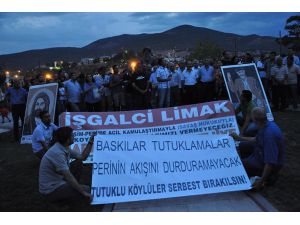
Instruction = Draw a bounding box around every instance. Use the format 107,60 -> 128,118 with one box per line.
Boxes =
39,126 -> 95,203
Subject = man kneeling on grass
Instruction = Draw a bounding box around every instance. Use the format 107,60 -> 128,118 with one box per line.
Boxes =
32,110 -> 58,159
39,126 -> 95,203
230,107 -> 285,191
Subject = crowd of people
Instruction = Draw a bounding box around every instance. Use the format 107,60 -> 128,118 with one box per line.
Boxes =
0,48 -> 297,205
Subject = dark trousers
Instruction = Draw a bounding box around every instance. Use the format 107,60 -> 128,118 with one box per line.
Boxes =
43,160 -> 88,203
272,84 -> 288,110
184,85 -> 197,105
67,102 -> 80,112
11,104 -> 25,141
133,93 -> 149,110
238,141 -> 280,185
261,78 -> 270,101
34,149 -> 47,160
170,86 -> 181,107
86,102 -> 101,112
198,81 -> 215,103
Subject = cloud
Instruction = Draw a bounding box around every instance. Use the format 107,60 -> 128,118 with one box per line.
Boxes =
0,12 -> 298,55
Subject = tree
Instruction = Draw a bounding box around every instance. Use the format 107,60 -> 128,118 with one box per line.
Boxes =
279,15 -> 300,51
188,41 -> 223,61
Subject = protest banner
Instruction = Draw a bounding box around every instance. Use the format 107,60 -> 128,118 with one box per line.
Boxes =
59,100 -> 240,163
221,63 -> 273,121
91,134 -> 251,204
21,83 -> 58,144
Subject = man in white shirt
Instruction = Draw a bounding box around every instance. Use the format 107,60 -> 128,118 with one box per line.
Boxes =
149,66 -> 158,108
283,48 -> 300,66
198,59 -> 215,103
286,56 -> 300,109
169,64 -> 182,106
32,110 -> 58,159
183,63 -> 199,105
94,67 -> 113,112
156,58 -> 171,108
271,57 -> 288,111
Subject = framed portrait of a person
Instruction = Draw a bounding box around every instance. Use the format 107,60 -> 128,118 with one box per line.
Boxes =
21,83 -> 58,144
221,63 -> 273,121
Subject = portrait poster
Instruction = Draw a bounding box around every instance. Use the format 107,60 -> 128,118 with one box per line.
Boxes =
21,83 -> 58,144
221,63 -> 273,121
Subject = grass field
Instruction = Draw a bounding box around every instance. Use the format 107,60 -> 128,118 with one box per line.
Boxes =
0,111 -> 299,211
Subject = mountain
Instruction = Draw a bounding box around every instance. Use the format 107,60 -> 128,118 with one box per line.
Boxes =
0,25 -> 279,70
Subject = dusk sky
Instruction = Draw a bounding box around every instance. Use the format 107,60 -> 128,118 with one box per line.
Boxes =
0,12 -> 298,55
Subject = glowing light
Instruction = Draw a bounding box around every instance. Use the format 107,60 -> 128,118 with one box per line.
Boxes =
45,73 -> 52,80
14,75 -> 18,79
5,71 -> 10,75
130,61 -> 138,71
17,70 -> 21,73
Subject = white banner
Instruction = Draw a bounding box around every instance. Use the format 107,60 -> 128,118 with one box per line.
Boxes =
60,100 -> 240,163
91,134 -> 251,205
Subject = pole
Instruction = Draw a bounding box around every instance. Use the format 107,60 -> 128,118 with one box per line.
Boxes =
279,30 -> 282,55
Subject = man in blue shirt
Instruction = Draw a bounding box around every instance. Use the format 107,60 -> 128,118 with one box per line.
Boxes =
5,80 -> 28,141
231,107 -> 285,190
198,59 -> 215,103
32,110 -> 58,159
64,73 -> 82,112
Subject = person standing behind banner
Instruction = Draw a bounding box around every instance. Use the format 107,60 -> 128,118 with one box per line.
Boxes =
256,54 -> 269,100
131,63 -> 150,110
286,56 -> 300,110
271,57 -> 288,111
5,79 -> 27,142
94,67 -> 113,112
110,65 -> 126,111
83,74 -> 101,112
57,79 -> 67,115
64,73 -> 82,112
32,111 -> 58,159
198,59 -> 215,103
169,64 -> 181,107
149,66 -> 158,109
156,58 -> 171,108
39,127 -> 95,204
183,63 -> 198,105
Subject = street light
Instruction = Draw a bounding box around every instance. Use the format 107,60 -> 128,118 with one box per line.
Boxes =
5,71 -> 10,75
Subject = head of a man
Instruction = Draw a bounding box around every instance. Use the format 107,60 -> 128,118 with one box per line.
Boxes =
112,65 -> 119,75
39,110 -> 51,126
276,57 -> 283,67
287,48 -> 294,57
70,73 -> 77,81
204,59 -> 210,67
13,79 -> 20,89
157,58 -> 164,67
55,127 -> 74,147
236,69 -> 246,80
251,107 -> 267,128
241,90 -> 252,104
